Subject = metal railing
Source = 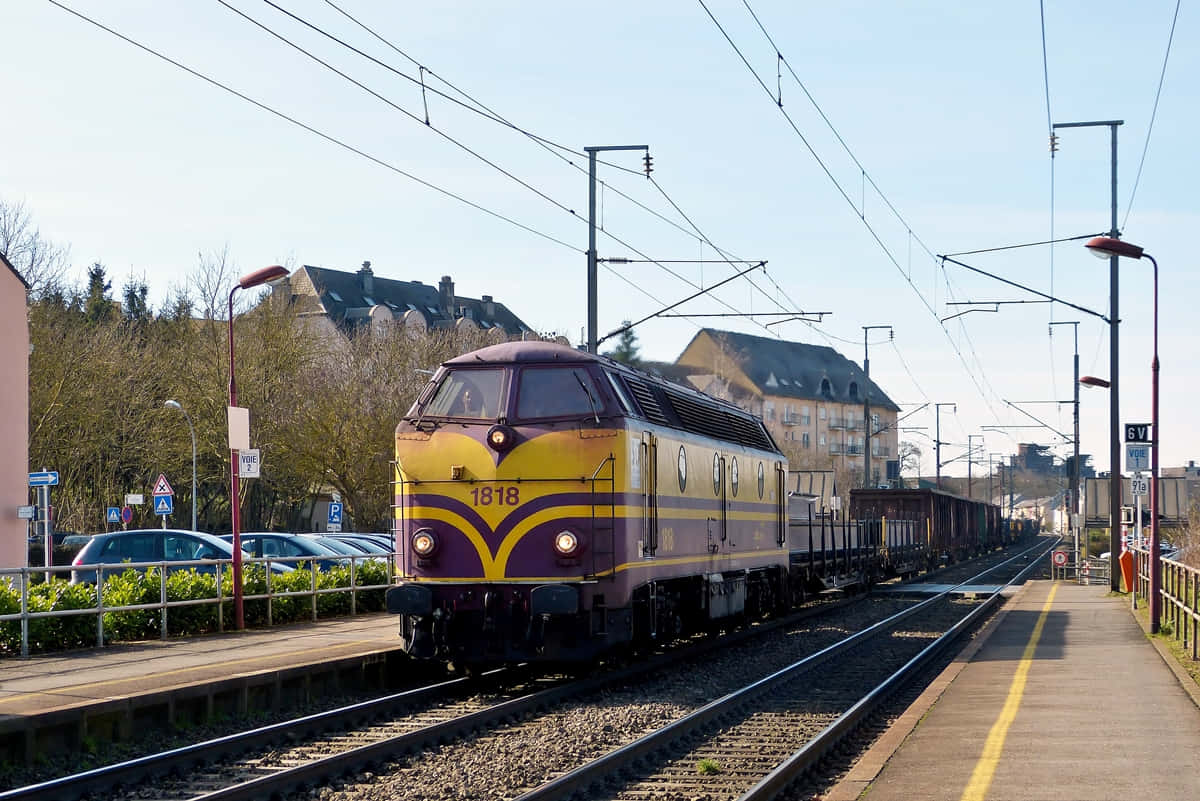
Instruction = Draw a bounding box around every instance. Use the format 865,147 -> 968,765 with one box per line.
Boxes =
0,553 -> 395,658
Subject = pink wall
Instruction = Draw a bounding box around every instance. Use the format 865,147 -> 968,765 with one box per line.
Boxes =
0,257 -> 29,569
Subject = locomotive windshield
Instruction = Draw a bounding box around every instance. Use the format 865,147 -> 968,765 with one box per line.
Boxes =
516,367 -> 602,420
424,368 -> 507,419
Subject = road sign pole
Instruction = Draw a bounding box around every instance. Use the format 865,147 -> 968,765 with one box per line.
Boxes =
40,485 -> 50,581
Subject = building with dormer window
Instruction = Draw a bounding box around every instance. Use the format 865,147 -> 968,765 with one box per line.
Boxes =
672,329 -> 900,486
283,261 -> 535,341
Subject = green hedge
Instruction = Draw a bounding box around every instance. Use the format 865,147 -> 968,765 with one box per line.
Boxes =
0,560 -> 391,656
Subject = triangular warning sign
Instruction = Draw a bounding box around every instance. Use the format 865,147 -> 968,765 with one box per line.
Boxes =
155,496 -> 171,514
152,473 -> 174,496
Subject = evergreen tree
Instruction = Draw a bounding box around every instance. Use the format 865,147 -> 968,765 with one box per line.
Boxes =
83,262 -> 116,325
603,322 -> 641,365
121,278 -> 152,327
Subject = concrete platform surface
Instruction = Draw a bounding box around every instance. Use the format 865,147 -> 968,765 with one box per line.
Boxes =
0,613 -> 402,718
831,579 -> 1200,801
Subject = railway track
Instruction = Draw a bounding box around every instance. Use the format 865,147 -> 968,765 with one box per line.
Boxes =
3,538 -> 1053,801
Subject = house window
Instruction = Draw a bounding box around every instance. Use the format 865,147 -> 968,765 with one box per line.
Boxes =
871,413 -> 880,434
818,406 -> 826,421
849,381 -> 858,399
872,439 -> 880,456
801,405 -> 810,425
802,432 -> 810,449
764,400 -> 775,421
820,378 -> 832,397
819,434 -> 826,447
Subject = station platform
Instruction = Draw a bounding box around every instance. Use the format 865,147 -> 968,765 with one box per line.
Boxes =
0,613 -> 405,763
829,579 -> 1200,801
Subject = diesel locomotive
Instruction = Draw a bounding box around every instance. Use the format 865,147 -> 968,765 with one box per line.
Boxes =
385,340 -> 790,664
383,340 -> 1009,665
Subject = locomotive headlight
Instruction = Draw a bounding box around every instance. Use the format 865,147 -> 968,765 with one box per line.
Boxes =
553,530 -> 579,556
412,528 -> 438,557
486,424 -> 515,452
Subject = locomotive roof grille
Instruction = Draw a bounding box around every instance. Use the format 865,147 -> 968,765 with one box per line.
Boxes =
663,388 -> 774,450
620,375 -> 671,427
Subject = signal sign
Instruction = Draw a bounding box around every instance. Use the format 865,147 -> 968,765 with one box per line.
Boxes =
1124,423 -> 1151,443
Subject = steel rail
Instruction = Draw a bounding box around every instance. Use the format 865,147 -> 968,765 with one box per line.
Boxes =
512,539 -> 1053,801
5,541 -> 1049,801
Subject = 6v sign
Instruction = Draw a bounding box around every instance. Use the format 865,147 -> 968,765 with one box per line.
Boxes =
1124,423 -> 1151,443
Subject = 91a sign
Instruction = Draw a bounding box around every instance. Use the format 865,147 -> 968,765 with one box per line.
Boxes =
1124,423 -> 1151,443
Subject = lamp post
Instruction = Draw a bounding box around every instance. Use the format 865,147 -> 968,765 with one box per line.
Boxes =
862,324 -> 893,489
228,265 -> 289,629
164,400 -> 197,531
1085,236 -> 1160,632
934,403 -> 956,489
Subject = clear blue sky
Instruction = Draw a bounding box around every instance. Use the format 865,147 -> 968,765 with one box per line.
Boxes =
2,1 -> 1194,481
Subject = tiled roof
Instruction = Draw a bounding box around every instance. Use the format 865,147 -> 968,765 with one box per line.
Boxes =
291,264 -> 533,336
680,329 -> 900,411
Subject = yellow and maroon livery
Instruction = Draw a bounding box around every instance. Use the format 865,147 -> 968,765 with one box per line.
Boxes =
385,341 -> 788,663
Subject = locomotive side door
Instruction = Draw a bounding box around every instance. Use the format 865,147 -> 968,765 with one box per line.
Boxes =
640,432 -> 658,555
718,454 -> 728,549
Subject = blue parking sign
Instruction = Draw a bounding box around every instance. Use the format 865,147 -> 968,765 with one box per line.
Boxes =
328,502 -> 343,525
106,507 -> 121,524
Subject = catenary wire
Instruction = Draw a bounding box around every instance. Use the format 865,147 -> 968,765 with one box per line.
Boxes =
1121,0 -> 1181,230
257,0 -> 778,335
44,0 -> 580,253
704,0 -> 1002,422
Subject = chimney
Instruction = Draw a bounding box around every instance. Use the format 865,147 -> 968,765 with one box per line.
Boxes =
482,294 -> 496,318
358,261 -> 374,294
439,275 -> 454,317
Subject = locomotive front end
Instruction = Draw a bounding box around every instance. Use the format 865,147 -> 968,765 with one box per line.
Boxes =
386,342 -> 625,664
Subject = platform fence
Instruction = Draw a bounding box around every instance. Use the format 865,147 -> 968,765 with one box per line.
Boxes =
0,553 -> 395,658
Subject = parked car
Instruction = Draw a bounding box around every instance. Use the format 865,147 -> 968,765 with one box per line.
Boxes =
221,532 -> 348,571
328,534 -> 391,555
331,533 -> 394,552
303,534 -> 388,564
70,529 -> 287,583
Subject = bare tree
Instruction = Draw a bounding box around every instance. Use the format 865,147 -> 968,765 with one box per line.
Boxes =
0,197 -> 70,296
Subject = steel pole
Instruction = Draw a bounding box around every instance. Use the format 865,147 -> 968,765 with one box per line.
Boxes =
1052,119 -> 1122,589
586,149 -> 597,354
863,330 -> 870,489
228,288 -> 243,630
1148,254 -> 1160,633
584,145 -> 647,354
1108,123 -> 1121,591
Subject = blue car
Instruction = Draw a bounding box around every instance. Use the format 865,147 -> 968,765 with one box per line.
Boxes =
70,529 -> 288,583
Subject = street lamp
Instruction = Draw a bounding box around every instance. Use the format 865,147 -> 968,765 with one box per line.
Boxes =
228,264 -> 289,629
1085,235 -> 1160,632
164,400 -> 197,531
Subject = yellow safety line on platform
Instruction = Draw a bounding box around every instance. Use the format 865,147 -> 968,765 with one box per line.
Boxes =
0,638 -> 386,707
959,581 -> 1059,801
